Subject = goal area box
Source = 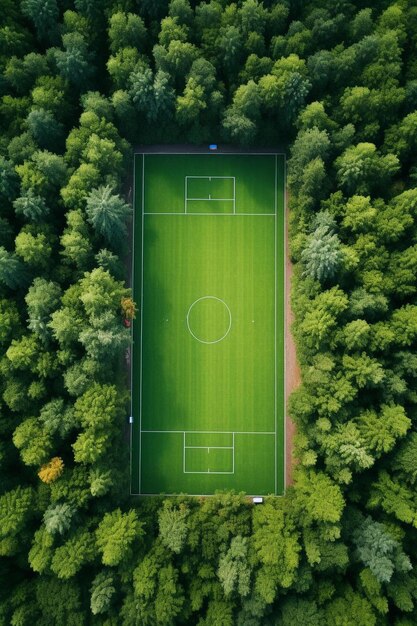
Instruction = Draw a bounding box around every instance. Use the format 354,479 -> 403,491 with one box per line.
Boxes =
131,151 -> 285,496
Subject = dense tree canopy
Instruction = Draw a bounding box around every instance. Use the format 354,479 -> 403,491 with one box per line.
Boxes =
1,0 -> 417,624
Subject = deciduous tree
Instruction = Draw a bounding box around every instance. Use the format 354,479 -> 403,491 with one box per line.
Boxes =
90,571 -> 116,615
96,509 -> 143,567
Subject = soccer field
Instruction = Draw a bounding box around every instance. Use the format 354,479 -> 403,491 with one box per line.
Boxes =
131,152 -> 285,495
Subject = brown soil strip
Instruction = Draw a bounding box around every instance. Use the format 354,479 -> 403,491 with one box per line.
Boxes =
285,198 -> 300,487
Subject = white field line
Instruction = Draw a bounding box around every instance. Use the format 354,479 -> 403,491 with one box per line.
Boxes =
233,177 -> 236,213
186,198 -> 235,201
129,152 -> 136,494
184,446 -> 234,450
274,154 -> 277,496
183,431 -> 235,474
138,155 -> 145,494
186,175 -> 236,178
183,471 -> 234,474
134,152 -> 286,156
143,430 -> 275,434
185,175 -> 235,211
133,492 -> 281,497
143,213 -> 276,216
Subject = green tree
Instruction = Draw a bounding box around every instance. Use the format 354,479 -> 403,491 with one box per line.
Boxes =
387,245 -> 417,298
25,278 -> 61,341
21,0 -> 59,43
4,53 -> 49,95
54,32 -> 94,89
353,516 -> 411,583
294,468 -> 345,527
35,578 -> 85,626
216,25 -> 244,78
357,405 -> 410,457
302,215 -> 342,283
72,427 -> 112,464
108,47 -> 143,89
0,486 -> 34,556
392,432 -> 417,485
335,143 -> 399,194
63,357 -> 99,396
342,195 -> 376,234
82,133 -> 123,178
51,529 -> 96,579
49,466 -> 91,508
252,500 -> 300,602
60,209 -> 93,270
153,40 -> 199,86
85,185 -> 131,249
26,108 -> 64,152
323,587 -> 376,626
169,0 -> 193,26
15,228 -> 52,269
79,266 -> 129,318
385,111 -> 417,161
349,8 -> 374,42
222,80 -> 261,144
6,333 -> 39,370
288,127 -> 331,194
96,509 -> 143,567
81,90 -> 114,120
159,16 -> 189,46
31,75 -> 69,117
218,535 -> 251,598
7,131 -> 37,165
339,86 -> 379,138
0,246 -> 28,289
13,190 -> 50,223
339,319 -> 370,351
12,417 -> 53,466
299,287 -> 349,352
130,543 -> 185,625
223,109 -> 257,145
74,383 -> 122,430
390,305 -> 417,347
16,150 -> 68,199
29,526 -> 55,573
89,467 -> 113,497
61,165 -> 101,210
43,503 -> 75,536
297,101 -> 336,132
0,156 -> 19,201
276,598 -> 321,626
0,299 -> 20,346
158,501 -> 189,554
90,571 -> 116,615
39,398 -> 75,438
108,12 -> 146,52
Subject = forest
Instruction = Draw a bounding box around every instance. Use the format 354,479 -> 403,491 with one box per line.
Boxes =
1,0 -> 417,623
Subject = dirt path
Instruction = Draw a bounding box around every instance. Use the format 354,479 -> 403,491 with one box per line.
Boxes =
285,200 -> 300,487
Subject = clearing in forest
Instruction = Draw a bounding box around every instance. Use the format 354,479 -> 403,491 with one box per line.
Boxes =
131,152 -> 285,495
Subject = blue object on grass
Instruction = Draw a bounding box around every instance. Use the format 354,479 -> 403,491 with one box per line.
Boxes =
209,144 -> 218,150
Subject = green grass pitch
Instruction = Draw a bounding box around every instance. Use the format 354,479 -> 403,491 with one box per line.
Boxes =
131,152 -> 285,496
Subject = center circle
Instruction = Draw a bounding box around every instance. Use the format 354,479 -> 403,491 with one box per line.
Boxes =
186,296 -> 232,344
